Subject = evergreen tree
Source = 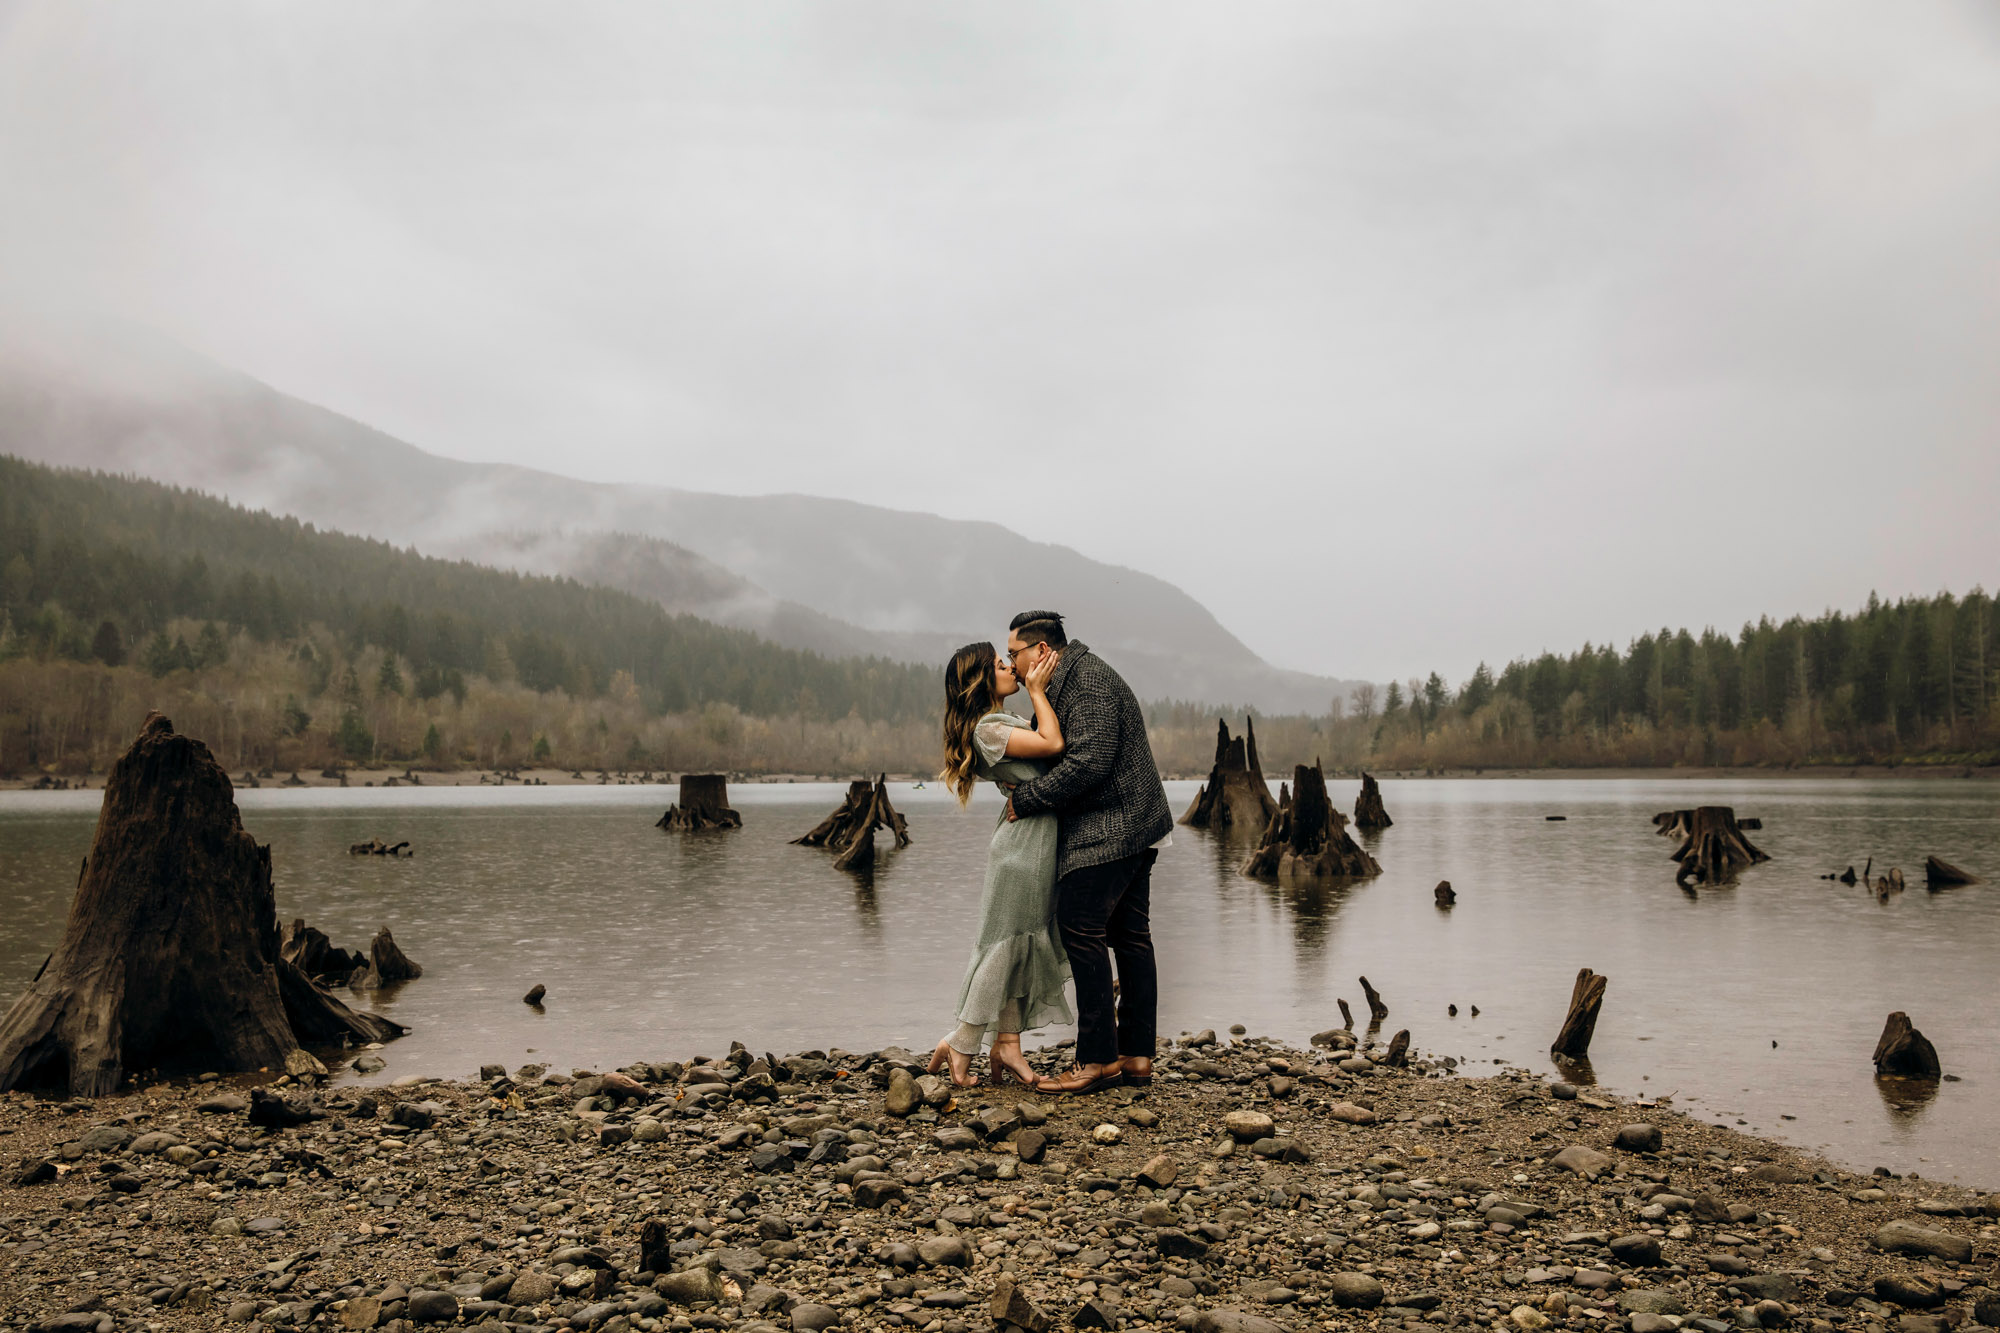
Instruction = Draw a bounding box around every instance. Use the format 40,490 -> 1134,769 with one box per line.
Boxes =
378,654 -> 405,697
195,621 -> 229,668
90,620 -> 125,667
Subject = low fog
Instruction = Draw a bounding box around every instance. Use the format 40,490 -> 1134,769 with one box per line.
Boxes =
1,2 -> 1996,684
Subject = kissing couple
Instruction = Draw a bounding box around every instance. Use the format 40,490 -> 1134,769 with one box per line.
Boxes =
928,611 -> 1173,1096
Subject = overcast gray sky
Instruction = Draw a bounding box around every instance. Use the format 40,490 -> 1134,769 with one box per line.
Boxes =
2,1 -> 1996,683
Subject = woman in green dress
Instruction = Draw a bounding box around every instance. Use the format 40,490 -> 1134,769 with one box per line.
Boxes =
929,640 -> 1071,1087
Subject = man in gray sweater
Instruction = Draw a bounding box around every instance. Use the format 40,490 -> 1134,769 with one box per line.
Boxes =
1004,611 -> 1173,1095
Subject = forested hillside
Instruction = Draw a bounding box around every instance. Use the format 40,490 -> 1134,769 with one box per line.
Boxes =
0,458 -> 936,774
1362,592 -> 2000,769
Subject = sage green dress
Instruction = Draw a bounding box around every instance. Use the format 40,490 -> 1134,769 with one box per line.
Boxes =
946,711 -> 1072,1054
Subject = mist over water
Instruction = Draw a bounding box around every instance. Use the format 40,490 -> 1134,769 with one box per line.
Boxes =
1,776 -> 1995,1186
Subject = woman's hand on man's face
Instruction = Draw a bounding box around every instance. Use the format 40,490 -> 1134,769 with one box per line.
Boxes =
1023,647 -> 1057,692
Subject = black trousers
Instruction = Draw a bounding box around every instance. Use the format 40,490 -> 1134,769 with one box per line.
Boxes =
1056,848 -> 1158,1067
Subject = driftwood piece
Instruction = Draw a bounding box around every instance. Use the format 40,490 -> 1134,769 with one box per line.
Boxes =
656,774 -> 742,831
348,838 -> 412,857
796,775 -> 908,872
1872,1011 -> 1940,1078
1179,718 -> 1278,835
0,713 -> 402,1095
1337,998 -> 1354,1030
357,926 -> 422,987
1550,967 -> 1607,1060
1874,867 -> 1905,896
1359,976 -> 1389,1023
279,919 -> 366,984
1433,880 -> 1456,906
523,984 -> 547,1006
1241,762 -> 1381,881
1353,772 -> 1392,830
1924,856 -> 1980,888
1661,806 -> 1769,885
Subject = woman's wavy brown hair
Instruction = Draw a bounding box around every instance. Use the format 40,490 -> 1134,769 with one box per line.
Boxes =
940,641 -> 1001,805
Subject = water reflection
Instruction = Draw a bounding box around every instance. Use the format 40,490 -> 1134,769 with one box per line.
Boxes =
1551,1054 -> 1601,1086
1873,1075 -> 1939,1120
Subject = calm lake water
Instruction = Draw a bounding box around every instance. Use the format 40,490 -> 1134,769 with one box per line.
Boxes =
0,776 -> 1994,1186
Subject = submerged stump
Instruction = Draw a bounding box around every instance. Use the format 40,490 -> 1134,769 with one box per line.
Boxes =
1241,761 -> 1381,881
1180,718 -> 1278,836
657,773 -> 742,831
1659,806 -> 1769,885
1550,967 -> 1608,1060
357,926 -> 423,987
1873,1011 -> 1940,1079
1353,772 -> 1392,830
0,713 -> 402,1095
796,775 -> 909,873
278,919 -> 366,985
1924,856 -> 1980,888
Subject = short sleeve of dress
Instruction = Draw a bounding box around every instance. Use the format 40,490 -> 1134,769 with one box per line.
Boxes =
972,714 -> 1021,768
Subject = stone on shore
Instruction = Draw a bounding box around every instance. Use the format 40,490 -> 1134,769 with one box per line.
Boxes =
1876,1219 -> 1973,1262
1223,1109 -> 1274,1141
1615,1122 -> 1664,1152
1328,1273 -> 1385,1309
884,1067 -> 919,1117
1550,1144 -> 1613,1177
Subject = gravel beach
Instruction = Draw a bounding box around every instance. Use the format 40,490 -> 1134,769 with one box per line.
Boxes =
3,1031 -> 1995,1333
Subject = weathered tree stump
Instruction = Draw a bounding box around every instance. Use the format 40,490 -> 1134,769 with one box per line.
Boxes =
1924,856 -> 1980,888
279,919 -> 367,985
1874,867 -> 1906,896
1660,806 -> 1769,885
1241,762 -> 1381,881
1179,719 -> 1278,835
0,713 -> 402,1095
1359,975 -> 1389,1023
1433,880 -> 1456,906
348,838 -> 412,857
1550,967 -> 1607,1060
1337,998 -> 1354,1030
795,775 -> 908,872
1353,772 -> 1393,830
656,774 -> 742,831
1872,1011 -> 1940,1079
357,927 -> 423,988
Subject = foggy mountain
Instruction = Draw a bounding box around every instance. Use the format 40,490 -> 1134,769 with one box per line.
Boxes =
0,318 -> 1362,712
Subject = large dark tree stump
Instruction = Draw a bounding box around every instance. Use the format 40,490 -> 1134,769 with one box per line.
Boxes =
1353,772 -> 1392,830
1241,762 -> 1381,881
0,713 -> 402,1095
1924,856 -> 1980,888
1550,967 -> 1607,1060
1872,1011 -> 1940,1078
1659,807 -> 1768,885
656,774 -> 741,831
1180,719 -> 1278,836
792,775 -> 908,872
357,926 -> 423,987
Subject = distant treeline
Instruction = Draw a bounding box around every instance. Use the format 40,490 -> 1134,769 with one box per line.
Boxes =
1357,590 -> 2000,770
2,456 -> 1994,777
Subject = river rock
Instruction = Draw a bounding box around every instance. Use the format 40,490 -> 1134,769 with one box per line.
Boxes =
1137,1154 -> 1179,1188
77,1125 -> 134,1153
1730,1275 -> 1800,1303
1875,1220 -> 1973,1262
1550,1145 -> 1612,1177
791,1305 -> 840,1332
1223,1110 -> 1274,1142
1615,1124 -> 1663,1153
1195,1312 -> 1288,1333
1512,1305 -> 1550,1331
1328,1273 -> 1385,1309
656,1268 -> 724,1304
1971,1295 -> 2000,1327
1608,1234 -> 1662,1266
885,1068 -> 919,1117
1617,1291 -> 1688,1316
1327,1102 -> 1378,1125
916,1073 -> 952,1106
990,1275 -> 1051,1333
1874,1276 -> 1946,1309
128,1130 -> 181,1154
918,1235 -> 970,1268
1156,1230 -> 1210,1260
405,1292 -> 458,1324
1013,1128 -> 1047,1164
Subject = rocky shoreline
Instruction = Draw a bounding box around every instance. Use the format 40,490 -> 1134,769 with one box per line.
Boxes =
2,1031 -> 1995,1333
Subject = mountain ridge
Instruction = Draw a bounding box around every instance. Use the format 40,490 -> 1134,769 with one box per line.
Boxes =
0,317 -> 1361,712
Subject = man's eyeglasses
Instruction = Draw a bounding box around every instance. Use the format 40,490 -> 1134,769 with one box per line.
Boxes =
1005,644 -> 1045,665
